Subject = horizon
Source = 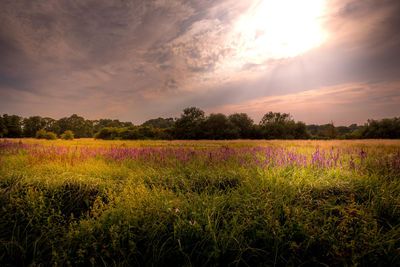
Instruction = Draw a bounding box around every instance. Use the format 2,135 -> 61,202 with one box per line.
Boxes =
1,0 -> 400,125
1,109 -> 392,127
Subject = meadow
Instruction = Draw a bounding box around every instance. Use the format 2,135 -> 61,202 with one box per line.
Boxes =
0,138 -> 399,266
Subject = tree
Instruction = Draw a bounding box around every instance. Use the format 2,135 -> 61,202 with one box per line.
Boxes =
260,112 -> 291,126
2,114 -> 22,138
259,112 -> 293,139
93,119 -> 133,133
61,130 -> 74,140
94,127 -> 121,140
361,118 -> 400,139
23,116 -> 46,137
337,126 -> 351,136
35,129 -> 47,139
142,117 -> 174,129
306,124 -> 319,136
173,107 -> 205,139
204,113 -> 238,139
0,116 -> 7,137
317,122 -> 338,139
45,131 -> 57,140
35,129 -> 57,140
57,114 -> 93,138
291,121 -> 311,139
348,124 -> 358,132
228,113 -> 254,139
43,117 -> 60,135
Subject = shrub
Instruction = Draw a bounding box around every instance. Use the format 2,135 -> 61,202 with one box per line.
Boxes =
94,126 -> 173,140
36,129 -> 57,140
35,129 -> 47,139
94,127 -> 120,140
44,131 -> 57,140
61,130 -> 74,140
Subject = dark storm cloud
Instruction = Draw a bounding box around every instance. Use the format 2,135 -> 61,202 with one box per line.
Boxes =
0,0 -> 237,110
0,0 -> 399,123
0,0 -> 203,114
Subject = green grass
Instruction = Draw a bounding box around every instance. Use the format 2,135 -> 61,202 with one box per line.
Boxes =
0,139 -> 399,266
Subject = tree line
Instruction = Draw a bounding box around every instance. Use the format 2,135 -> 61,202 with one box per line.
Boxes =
0,108 -> 399,140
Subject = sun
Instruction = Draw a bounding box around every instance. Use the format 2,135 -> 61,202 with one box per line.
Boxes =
232,0 -> 327,64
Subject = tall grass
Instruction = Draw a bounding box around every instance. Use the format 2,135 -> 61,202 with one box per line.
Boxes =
0,139 -> 399,266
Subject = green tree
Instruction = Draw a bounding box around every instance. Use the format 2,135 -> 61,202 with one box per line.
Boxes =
142,117 -> 174,129
94,127 -> 121,140
35,129 -> 57,140
57,114 -> 93,138
173,107 -> 205,139
43,117 -> 60,135
61,130 -> 74,140
228,113 -> 254,139
2,114 -> 22,137
259,112 -> 292,139
45,131 -> 57,140
291,121 -> 311,139
23,116 -> 45,137
35,129 -> 47,139
317,122 -> 338,139
361,118 -> 400,138
260,112 -> 291,125
204,113 -> 238,139
306,124 -> 319,136
0,116 -> 7,137
258,112 -> 310,139
93,119 -> 133,133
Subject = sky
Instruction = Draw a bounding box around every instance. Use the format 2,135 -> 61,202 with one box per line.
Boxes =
0,0 -> 399,125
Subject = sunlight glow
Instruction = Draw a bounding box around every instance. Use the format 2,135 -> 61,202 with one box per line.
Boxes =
231,0 -> 327,65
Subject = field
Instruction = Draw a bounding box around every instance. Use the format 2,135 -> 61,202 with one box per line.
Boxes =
1,139 -> 400,266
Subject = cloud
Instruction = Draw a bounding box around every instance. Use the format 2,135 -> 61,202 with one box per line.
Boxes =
213,81 -> 400,125
324,0 -> 400,49
0,0 -> 399,124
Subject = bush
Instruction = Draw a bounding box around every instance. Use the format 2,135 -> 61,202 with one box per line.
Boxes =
45,131 -> 57,140
61,130 -> 74,140
36,129 -> 57,140
94,127 -> 121,140
35,129 -> 47,139
94,126 -> 172,140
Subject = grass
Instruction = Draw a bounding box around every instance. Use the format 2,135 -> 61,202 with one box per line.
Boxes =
0,139 -> 399,266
